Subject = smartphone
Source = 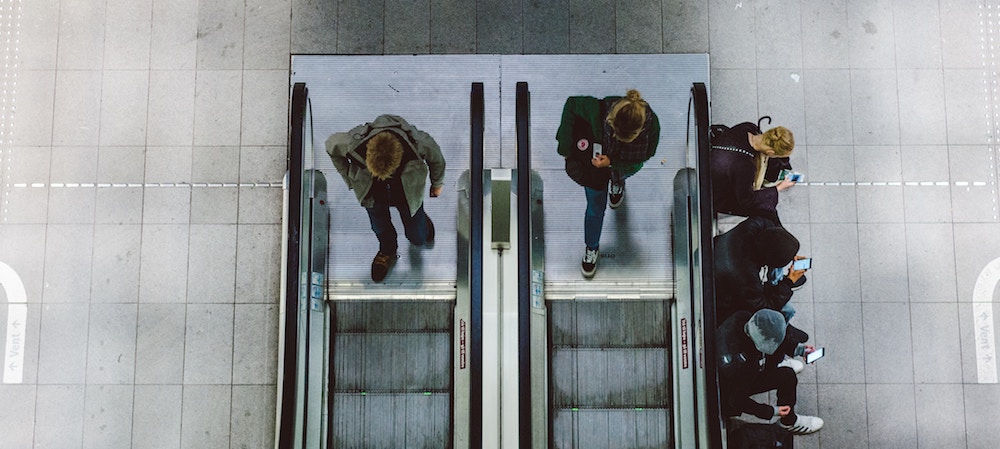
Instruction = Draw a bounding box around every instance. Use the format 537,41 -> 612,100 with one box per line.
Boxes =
792,258 -> 812,271
806,347 -> 825,364
593,143 -> 603,158
789,172 -> 804,182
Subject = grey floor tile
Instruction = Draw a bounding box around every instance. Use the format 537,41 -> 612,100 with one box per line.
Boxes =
147,70 -> 196,146
91,224 -> 142,303
384,0 -> 430,54
897,70 -> 947,145
851,69 -> 900,145
799,0 -> 848,69
863,303 -> 914,384
100,71 -> 150,147
523,0 -> 569,54
142,188 -> 192,224
940,0 -> 984,69
569,0 -> 615,54
944,69 -> 991,145
814,302 -> 865,383
104,0 -> 153,70
855,146 -> 904,223
241,70 -> 289,146
135,303 -> 186,384
290,0 -> 338,54
911,303 -> 963,383
949,145 -> 999,223
190,188 -> 239,224
233,304 -> 277,384
12,71 -> 56,146
183,303 -> 234,384
96,188 -> 145,225
151,0 -> 198,70
180,385 -> 232,448
0,224 -> 46,304
914,384 -> 966,449
36,303 -> 90,384
429,0 -> 475,53
953,223 -> 1000,303
866,384 -> 917,449
237,187 -> 282,224
857,223 -> 908,302
56,0 -> 106,70
19,0 -> 60,70
196,0 -> 245,70
477,0 -> 522,53
807,148 -> 857,223
138,224 -> 189,303
336,0 -> 384,54
192,146 -> 239,182
816,383 -> 867,448
244,0 -> 292,68
892,0 -> 942,69
34,385 -> 86,448
86,303 -> 138,384
98,146 -> 146,183
239,146 -> 285,183
132,385 -> 183,449
803,70 -> 853,145
145,146 -> 193,183
663,0 -> 708,53
0,385 -> 37,448
707,0 -> 756,68
193,70 -> 243,146
902,145 -> 953,223
52,70 -> 103,146
187,224 -> 237,303
757,70 -> 807,146
706,69 -> 757,126
904,224 -> 958,303
230,385 -> 276,449
846,0 -> 895,69
753,0 -> 802,69
51,144 -> 98,184
47,187 -> 96,225
42,224 -> 94,303
83,385 -> 134,449
235,224 -> 281,303
809,224 -> 861,303
616,0 -> 662,54
964,384 -> 1000,449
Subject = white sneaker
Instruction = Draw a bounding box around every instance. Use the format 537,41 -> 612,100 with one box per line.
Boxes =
581,247 -> 598,278
777,357 -> 805,374
780,414 -> 823,435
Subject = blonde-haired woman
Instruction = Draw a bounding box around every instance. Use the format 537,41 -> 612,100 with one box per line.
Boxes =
556,89 -> 660,278
711,122 -> 796,223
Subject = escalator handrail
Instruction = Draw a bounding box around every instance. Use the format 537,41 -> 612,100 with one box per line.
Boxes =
278,82 -> 307,449
469,82 -> 485,449
692,83 -> 724,448
515,81 -> 532,449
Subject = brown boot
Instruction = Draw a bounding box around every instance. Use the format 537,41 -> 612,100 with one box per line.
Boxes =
371,251 -> 398,282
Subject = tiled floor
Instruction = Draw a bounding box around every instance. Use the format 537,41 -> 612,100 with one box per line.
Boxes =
0,0 -> 998,448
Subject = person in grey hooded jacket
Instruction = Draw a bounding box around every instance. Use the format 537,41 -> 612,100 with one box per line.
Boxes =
326,115 -> 446,282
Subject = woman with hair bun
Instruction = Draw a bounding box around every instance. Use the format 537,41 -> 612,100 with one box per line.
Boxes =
711,121 -> 796,223
556,89 -> 660,278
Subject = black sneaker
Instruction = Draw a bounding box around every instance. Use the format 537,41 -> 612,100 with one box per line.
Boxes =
371,251 -> 398,282
425,216 -> 435,244
581,247 -> 598,278
790,274 -> 807,290
609,180 -> 625,209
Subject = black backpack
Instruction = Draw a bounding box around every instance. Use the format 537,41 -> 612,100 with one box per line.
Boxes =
727,423 -> 794,449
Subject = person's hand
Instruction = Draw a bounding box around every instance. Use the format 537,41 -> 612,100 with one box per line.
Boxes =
786,255 -> 807,282
776,178 -> 796,191
591,154 -> 611,168
430,185 -> 443,197
777,405 -> 791,417
803,344 -> 816,355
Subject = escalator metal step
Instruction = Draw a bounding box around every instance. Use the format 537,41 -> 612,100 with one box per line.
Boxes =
332,392 -> 452,449
551,408 -> 671,449
550,300 -> 670,347
551,347 -> 669,408
334,300 -> 453,332
333,332 -> 451,391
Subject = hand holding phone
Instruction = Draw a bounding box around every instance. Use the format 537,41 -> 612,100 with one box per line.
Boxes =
592,143 -> 603,159
792,257 -> 812,271
806,347 -> 825,364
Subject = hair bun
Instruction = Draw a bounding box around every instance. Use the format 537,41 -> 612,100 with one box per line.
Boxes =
625,89 -> 643,102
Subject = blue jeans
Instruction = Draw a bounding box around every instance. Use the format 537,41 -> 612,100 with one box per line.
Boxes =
365,199 -> 429,255
584,185 -> 608,250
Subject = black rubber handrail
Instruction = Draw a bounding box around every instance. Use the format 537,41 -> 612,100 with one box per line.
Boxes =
469,82 -> 485,449
692,83 -> 724,449
515,81 -> 532,449
278,82 -> 307,449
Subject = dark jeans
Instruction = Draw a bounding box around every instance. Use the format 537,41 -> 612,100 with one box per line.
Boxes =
747,366 -> 798,422
365,199 -> 429,256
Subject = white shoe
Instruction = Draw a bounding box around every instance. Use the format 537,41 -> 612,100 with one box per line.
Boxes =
581,247 -> 598,278
780,414 -> 823,435
777,357 -> 805,374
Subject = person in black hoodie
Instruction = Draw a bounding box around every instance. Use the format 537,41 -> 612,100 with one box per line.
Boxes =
714,216 -> 807,322
711,123 -> 796,223
717,309 -> 823,435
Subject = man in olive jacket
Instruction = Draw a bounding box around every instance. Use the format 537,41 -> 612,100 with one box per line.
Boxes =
326,115 -> 446,282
